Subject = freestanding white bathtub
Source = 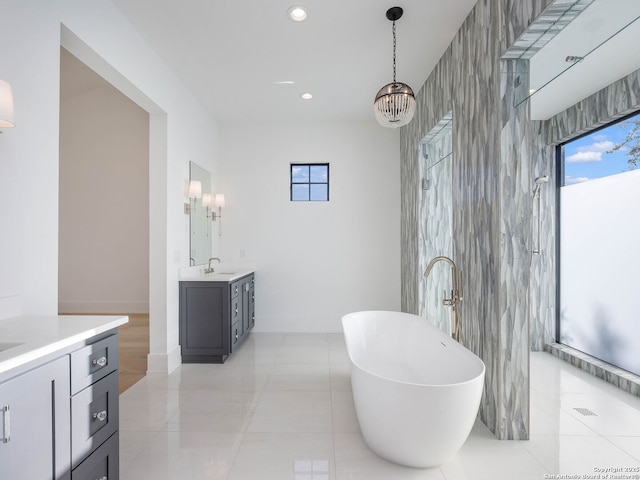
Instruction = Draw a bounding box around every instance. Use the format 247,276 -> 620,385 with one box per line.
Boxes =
342,310 -> 485,468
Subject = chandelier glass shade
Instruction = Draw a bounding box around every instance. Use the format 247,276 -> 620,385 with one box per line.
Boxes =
374,81 -> 416,128
374,7 -> 415,128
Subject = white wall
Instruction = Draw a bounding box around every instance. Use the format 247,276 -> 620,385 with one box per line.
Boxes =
58,48 -> 149,314
219,121 -> 401,332
0,0 -> 219,373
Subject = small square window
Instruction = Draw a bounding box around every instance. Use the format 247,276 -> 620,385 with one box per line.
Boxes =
291,163 -> 329,201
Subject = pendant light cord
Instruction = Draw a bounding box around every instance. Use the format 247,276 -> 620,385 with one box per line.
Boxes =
392,20 -> 397,83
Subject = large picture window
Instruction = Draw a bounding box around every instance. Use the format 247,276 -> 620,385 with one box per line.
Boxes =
290,163 -> 329,201
559,110 -> 640,376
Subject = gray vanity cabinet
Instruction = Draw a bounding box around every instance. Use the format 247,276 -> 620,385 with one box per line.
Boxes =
0,329 -> 121,480
0,356 -> 72,480
231,274 -> 255,352
180,273 -> 255,362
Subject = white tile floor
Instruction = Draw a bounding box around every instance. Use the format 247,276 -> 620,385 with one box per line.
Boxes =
119,334 -> 640,480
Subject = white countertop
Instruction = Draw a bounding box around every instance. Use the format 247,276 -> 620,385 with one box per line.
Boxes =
0,315 -> 128,375
178,265 -> 255,282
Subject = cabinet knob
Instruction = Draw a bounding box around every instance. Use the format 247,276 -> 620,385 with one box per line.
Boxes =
95,476 -> 108,480
235,307 -> 238,314
92,356 -> 107,368
92,410 -> 108,422
235,334 -> 239,340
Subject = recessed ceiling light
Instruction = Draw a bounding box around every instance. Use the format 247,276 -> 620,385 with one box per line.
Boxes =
287,5 -> 308,22
301,93 -> 313,100
275,81 -> 295,85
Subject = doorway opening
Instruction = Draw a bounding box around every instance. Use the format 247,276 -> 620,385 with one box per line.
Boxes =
58,46 -> 150,393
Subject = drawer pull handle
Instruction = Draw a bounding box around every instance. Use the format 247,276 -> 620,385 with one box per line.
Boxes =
92,410 -> 108,422
2,405 -> 10,443
92,356 -> 107,368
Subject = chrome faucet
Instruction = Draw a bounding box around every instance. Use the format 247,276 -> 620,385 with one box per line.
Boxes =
204,257 -> 221,274
424,256 -> 463,341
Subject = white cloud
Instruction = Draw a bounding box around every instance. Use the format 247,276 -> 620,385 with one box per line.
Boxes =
565,140 -> 616,163
590,140 -> 615,152
565,176 -> 590,185
566,151 -> 602,163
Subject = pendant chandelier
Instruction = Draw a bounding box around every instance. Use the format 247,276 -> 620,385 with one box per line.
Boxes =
373,7 -> 416,128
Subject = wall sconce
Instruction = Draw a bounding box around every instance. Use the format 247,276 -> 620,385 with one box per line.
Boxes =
202,193 -> 213,219
0,79 -> 15,132
213,193 -> 225,236
184,180 -> 202,214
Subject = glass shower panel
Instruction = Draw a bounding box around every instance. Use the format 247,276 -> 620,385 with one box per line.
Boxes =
419,113 -> 453,334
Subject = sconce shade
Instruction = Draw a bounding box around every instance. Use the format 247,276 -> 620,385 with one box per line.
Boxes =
374,82 -> 416,128
188,180 -> 202,199
202,193 -> 213,208
0,79 -> 15,128
214,194 -> 226,208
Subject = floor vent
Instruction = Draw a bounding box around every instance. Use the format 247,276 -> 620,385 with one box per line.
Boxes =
573,407 -> 597,416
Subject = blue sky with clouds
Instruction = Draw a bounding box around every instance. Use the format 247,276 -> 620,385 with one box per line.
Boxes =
563,111 -> 639,185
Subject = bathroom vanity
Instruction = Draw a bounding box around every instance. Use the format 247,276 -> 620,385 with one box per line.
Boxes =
179,269 -> 255,363
0,314 -> 127,480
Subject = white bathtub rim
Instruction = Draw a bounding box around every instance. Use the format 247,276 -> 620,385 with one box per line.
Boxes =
342,310 -> 486,389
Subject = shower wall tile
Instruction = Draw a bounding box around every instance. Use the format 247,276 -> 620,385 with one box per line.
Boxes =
400,0 -> 555,440
419,120 -> 453,333
401,0 -> 640,440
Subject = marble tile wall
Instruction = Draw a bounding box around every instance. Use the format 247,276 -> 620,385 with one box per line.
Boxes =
419,116 -> 453,333
401,0 -> 640,440
400,0 -> 555,440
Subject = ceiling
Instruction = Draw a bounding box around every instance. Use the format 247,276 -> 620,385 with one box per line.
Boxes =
109,0 -> 478,125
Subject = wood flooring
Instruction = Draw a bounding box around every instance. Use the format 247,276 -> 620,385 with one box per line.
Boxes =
118,313 -> 149,393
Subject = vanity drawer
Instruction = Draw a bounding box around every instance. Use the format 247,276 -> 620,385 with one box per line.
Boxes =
231,296 -> 240,324
71,334 -> 119,394
230,280 -> 241,298
72,432 -> 119,480
231,321 -> 241,349
71,371 -> 119,468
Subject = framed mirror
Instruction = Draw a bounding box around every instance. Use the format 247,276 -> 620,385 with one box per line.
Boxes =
189,161 -> 212,265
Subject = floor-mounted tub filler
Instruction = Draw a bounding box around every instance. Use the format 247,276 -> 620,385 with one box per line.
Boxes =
342,310 -> 485,468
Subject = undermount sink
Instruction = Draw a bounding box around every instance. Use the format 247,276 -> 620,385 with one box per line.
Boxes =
0,342 -> 23,353
212,271 -> 237,275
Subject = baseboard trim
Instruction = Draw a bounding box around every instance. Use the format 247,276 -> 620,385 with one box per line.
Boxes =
146,345 -> 181,374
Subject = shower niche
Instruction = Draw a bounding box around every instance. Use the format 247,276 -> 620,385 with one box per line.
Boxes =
419,112 -> 454,334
